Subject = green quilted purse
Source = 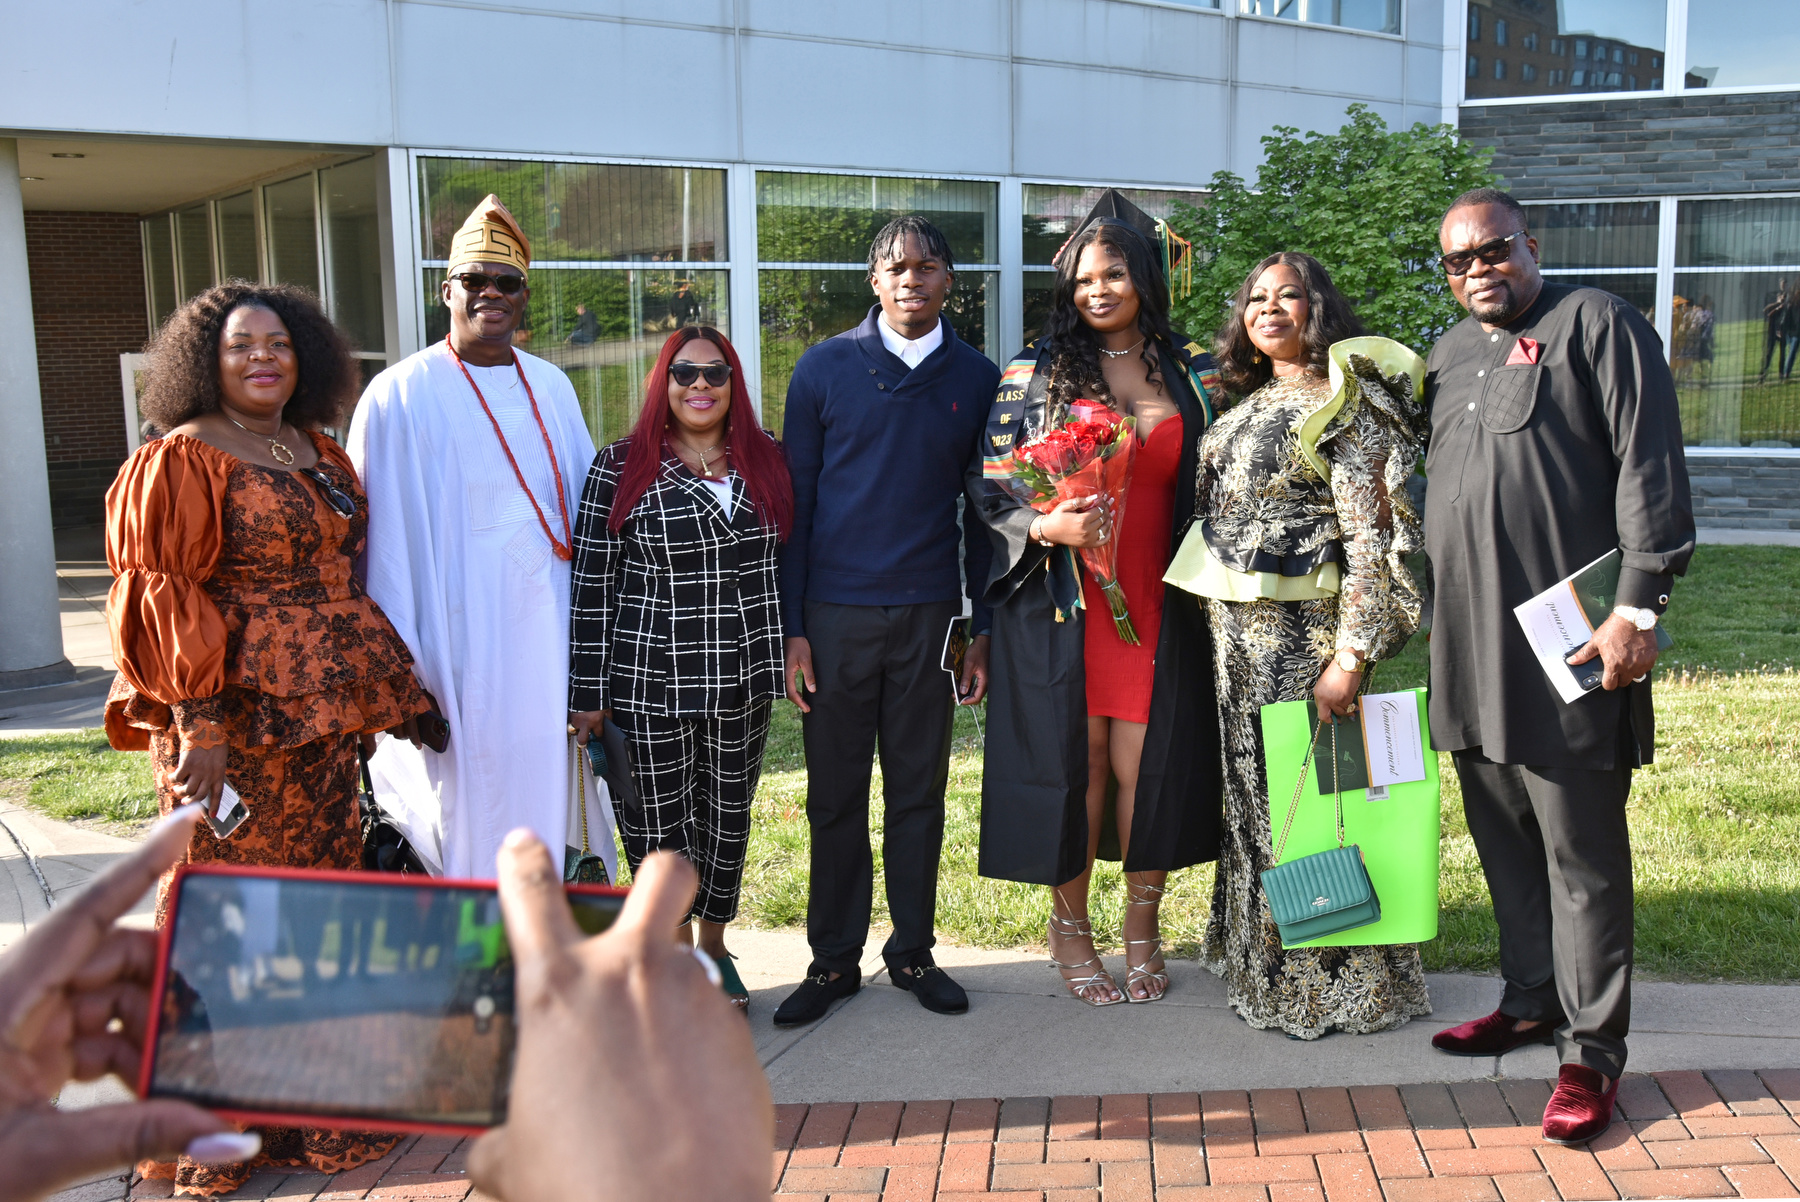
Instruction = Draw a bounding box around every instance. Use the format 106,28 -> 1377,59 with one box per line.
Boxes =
1260,716 -> 1381,948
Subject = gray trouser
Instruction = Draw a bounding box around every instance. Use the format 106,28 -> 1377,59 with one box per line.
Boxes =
1451,748 -> 1634,1077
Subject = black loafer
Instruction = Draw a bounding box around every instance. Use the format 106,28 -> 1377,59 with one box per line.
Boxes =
888,956 -> 969,1015
773,969 -> 860,1027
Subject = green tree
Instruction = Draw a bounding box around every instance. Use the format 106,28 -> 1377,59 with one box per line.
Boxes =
1168,104 -> 1498,358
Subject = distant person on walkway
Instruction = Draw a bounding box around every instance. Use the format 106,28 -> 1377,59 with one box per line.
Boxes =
1170,253 -> 1430,1037
568,325 -> 792,1012
773,216 -> 999,1027
1425,188 -> 1693,1145
1757,279 -> 1797,383
104,282 -> 429,1193
566,302 -> 599,346
970,193 -> 1222,1006
350,195 -> 617,882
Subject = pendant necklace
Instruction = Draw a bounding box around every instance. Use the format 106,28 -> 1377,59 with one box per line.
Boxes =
1099,337 -> 1145,360
448,343 -> 574,561
225,414 -> 296,465
674,437 -> 725,477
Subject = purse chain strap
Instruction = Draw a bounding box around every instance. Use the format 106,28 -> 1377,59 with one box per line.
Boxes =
572,735 -> 593,855
1269,661 -> 1378,865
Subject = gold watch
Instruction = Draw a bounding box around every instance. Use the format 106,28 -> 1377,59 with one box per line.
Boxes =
1334,648 -> 1364,674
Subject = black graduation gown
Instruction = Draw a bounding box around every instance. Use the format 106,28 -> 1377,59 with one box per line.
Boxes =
965,337 -> 1224,886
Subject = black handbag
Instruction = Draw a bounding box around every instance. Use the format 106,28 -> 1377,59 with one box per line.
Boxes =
358,747 -> 429,875
564,735 -> 610,885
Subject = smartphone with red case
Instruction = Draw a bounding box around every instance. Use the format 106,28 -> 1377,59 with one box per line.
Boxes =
138,863 -> 626,1136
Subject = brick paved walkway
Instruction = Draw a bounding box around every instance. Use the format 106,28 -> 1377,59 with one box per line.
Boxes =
55,1068 -> 1800,1201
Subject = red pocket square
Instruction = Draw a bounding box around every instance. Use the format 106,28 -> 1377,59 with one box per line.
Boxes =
1505,337 -> 1540,366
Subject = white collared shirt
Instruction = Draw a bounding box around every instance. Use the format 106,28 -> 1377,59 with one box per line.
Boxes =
877,314 -> 944,369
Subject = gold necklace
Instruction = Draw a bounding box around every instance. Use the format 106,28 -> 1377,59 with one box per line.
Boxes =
674,437 -> 724,477
225,413 -> 296,465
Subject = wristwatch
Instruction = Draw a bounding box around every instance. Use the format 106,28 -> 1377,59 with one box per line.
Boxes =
1334,648 -> 1364,673
1613,604 -> 1659,631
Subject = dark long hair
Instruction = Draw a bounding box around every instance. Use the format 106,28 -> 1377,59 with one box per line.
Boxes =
1214,252 -> 1365,397
1040,219 -> 1177,416
139,281 -> 359,431
609,326 -> 793,539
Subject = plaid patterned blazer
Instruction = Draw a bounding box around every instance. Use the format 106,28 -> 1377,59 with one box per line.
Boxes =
569,439 -> 784,716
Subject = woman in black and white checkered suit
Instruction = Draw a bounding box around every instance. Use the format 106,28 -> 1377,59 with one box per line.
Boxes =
568,326 -> 792,1011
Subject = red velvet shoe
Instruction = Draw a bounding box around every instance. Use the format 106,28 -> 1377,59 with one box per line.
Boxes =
1542,1063 -> 1619,1145
1431,1008 -> 1557,1056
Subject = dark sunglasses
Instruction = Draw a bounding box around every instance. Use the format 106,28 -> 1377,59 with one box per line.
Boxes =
299,467 -> 357,519
670,361 -> 732,388
1440,231 -> 1528,277
447,271 -> 526,295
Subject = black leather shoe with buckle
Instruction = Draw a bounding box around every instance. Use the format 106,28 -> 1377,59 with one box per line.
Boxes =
773,967 -> 860,1027
887,954 -> 969,1015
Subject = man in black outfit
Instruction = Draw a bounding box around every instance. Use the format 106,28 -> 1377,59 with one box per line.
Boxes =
1423,188 -> 1694,1145
773,217 -> 1000,1026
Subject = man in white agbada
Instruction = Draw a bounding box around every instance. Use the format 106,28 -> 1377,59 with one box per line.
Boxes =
349,194 -> 616,881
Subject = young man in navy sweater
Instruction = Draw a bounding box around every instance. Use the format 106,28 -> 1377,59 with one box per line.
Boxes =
774,217 -> 1000,1026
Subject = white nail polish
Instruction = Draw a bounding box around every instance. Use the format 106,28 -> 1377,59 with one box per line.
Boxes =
692,944 -> 723,987
185,1131 -> 261,1164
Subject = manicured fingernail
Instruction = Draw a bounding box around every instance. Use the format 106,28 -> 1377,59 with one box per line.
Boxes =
153,804 -> 203,834
185,1132 -> 261,1164
692,944 -> 723,987
502,828 -> 535,849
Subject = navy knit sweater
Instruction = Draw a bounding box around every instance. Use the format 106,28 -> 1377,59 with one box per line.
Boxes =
779,307 -> 1000,638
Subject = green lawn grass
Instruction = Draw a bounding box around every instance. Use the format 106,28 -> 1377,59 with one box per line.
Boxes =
5,547 -> 1797,980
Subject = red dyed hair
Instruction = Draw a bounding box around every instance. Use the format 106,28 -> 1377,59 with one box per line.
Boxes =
608,326 -> 793,539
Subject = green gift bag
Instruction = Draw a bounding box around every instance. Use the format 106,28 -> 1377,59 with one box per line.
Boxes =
1258,687 -> 1440,949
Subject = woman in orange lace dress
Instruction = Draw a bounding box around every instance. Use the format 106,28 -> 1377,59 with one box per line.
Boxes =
106,282 -> 429,1196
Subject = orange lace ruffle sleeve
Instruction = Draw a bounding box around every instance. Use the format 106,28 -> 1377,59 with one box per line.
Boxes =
104,437 -> 233,753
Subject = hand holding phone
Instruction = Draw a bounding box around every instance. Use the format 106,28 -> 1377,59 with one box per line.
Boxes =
468,842 -> 773,1202
0,807 -> 250,1202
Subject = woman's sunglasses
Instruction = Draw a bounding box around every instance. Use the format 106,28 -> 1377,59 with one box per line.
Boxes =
447,271 -> 526,295
299,468 -> 357,519
1439,231 -> 1528,277
670,361 -> 732,388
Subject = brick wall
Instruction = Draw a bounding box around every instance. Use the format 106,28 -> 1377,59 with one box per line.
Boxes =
1459,91 -> 1800,200
25,211 -> 148,528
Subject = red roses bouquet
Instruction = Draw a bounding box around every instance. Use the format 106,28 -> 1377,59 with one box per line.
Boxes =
1010,401 -> 1140,644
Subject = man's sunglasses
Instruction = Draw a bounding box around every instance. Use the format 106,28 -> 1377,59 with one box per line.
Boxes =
299,468 -> 357,519
670,361 -> 732,388
447,271 -> 526,295
1440,231 -> 1528,277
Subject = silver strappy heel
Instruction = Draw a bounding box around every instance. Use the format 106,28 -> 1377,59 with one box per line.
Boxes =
1123,876 -> 1169,1003
1048,887 -> 1124,1007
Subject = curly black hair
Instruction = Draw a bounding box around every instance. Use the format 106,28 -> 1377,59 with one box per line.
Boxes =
138,281 -> 360,431
1040,219 -> 1178,417
1214,252 -> 1364,398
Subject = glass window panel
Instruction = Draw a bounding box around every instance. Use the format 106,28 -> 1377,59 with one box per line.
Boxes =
1023,271 -> 1057,347
757,269 -> 994,432
175,205 -> 214,301
419,158 -> 729,264
424,267 -> 731,447
1674,271 -> 1800,447
323,157 -> 387,354
142,215 -> 177,330
1677,198 -> 1800,269
1238,0 -> 1398,34
215,192 -> 258,282
546,163 -> 727,262
264,174 -> 320,297
1464,0 -> 1665,100
1684,0 -> 1800,89
1523,202 -> 1660,269
756,172 -> 998,266
1022,185 -> 1208,267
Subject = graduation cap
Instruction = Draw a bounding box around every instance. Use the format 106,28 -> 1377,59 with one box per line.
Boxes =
1052,188 -> 1193,297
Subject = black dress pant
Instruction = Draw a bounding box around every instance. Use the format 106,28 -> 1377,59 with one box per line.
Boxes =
801,599 -> 959,977
1451,747 -> 1634,1077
